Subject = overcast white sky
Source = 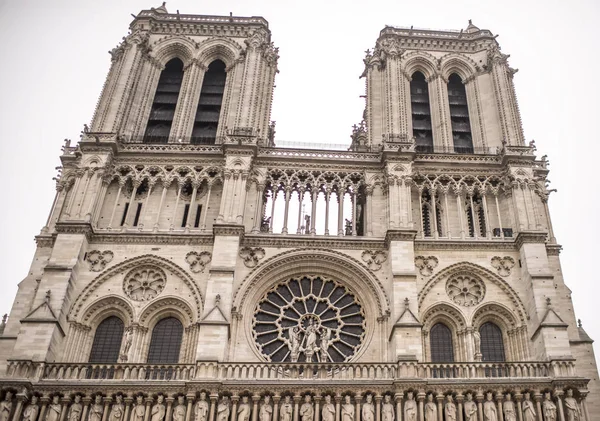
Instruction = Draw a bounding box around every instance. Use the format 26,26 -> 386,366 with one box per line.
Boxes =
0,0 -> 598,365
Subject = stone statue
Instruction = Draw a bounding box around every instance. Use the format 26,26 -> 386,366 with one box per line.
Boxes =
299,396 -> 313,421
564,389 -> 581,421
403,392 -> 417,421
237,397 -> 251,421
279,397 -> 292,421
216,397 -> 229,421
444,396 -> 456,421
173,396 -> 187,421
259,396 -> 272,421
424,395 -> 436,421
132,396 -> 145,421
319,328 -> 331,362
522,393 -> 536,421
542,393 -> 556,421
341,396 -> 354,421
152,395 -> 166,421
483,393 -> 497,421
502,394 -> 516,421
194,393 -> 209,421
68,396 -> 83,421
473,331 -> 481,356
46,396 -> 61,421
22,396 -> 39,421
303,319 -> 320,362
321,396 -> 335,421
289,328 -> 302,363
362,395 -> 374,421
0,392 -> 12,421
464,393 -> 477,421
89,396 -> 104,421
381,396 -> 394,421
109,395 -> 124,421
121,327 -> 133,361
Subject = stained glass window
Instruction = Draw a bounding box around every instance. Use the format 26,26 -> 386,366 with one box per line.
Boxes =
430,323 -> 454,362
147,317 -> 183,364
89,316 -> 124,363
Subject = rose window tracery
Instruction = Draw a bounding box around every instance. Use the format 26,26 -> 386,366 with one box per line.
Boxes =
253,276 -> 366,363
123,266 -> 166,301
445,274 -> 485,307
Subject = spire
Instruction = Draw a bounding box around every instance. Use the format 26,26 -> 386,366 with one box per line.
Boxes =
465,19 -> 480,34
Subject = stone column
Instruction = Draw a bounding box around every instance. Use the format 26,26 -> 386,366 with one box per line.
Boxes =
580,394 -> 590,421
208,397 -> 217,421
11,394 -> 27,421
366,186 -> 373,236
293,396 -> 300,421
296,188 -> 305,234
273,396 -> 280,421
455,395 -> 463,421
435,395 -> 443,421
39,397 -> 50,421
252,183 -> 265,233
169,183 -> 183,230
375,396 -> 381,421
335,396 -> 341,421
324,190 -> 331,236
534,394 -> 542,421
124,396 -> 133,421
394,394 -> 402,421
475,395 -> 483,421
314,397 -> 321,421
185,396 -> 194,421
355,395 -> 361,421
143,398 -> 153,421
337,191 -> 344,236
515,394 -> 523,421
310,189 -> 318,235
101,398 -> 112,421
230,397 -> 239,421
554,391 -> 565,421
186,182 -> 199,232
495,394 -> 504,421
81,397 -> 92,421
281,187 -> 291,234
236,171 -> 250,225
251,397 -> 260,421
139,181 -> 154,230
153,182 -> 169,232
165,398 -> 174,421
201,183 -> 213,232
107,181 -> 124,229
417,393 -> 424,421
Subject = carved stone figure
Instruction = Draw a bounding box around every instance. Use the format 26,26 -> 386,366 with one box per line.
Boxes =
341,396 -> 354,421
473,331 -> 481,356
381,396 -> 394,421
522,393 -> 535,421
289,327 -> 302,363
152,395 -> 166,421
542,393 -> 556,421
483,393 -> 497,421
216,397 -> 229,421
464,393 -> 477,421
194,393 -> 209,421
68,396 -> 83,421
237,397 -> 251,421
444,396 -> 456,421
121,327 -> 133,361
321,396 -> 335,421
259,396 -> 272,421
320,328 -> 331,362
109,395 -> 124,421
299,396 -> 313,421
173,396 -> 187,421
89,396 -> 104,421
279,397 -> 292,421
46,396 -> 61,421
404,392 -> 417,421
303,319 -> 319,362
22,396 -> 39,421
424,394 -> 436,421
502,394 -> 516,421
362,395 -> 374,421
132,396 -> 145,421
564,389 -> 581,421
0,392 -> 12,421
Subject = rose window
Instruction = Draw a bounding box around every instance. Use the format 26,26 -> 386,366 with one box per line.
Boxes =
445,274 -> 485,307
123,266 -> 166,302
252,276 -> 366,363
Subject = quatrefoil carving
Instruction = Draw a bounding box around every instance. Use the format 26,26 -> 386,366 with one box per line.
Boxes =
185,251 -> 212,273
415,256 -> 439,276
361,250 -> 388,271
491,256 -> 515,277
239,247 -> 266,268
86,250 -> 114,272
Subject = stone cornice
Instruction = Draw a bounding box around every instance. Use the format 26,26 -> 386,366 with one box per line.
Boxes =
546,244 -> 562,256
243,234 -> 386,250
55,222 -> 93,241
91,232 -> 214,246
415,239 -> 516,251
385,230 -> 418,245
213,224 -> 245,238
515,231 -> 548,249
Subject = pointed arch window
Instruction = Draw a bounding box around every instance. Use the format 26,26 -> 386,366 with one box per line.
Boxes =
88,316 -> 124,363
192,60 -> 227,144
465,193 -> 486,238
421,189 -> 443,238
480,322 -> 506,362
147,317 -> 183,363
144,58 -> 185,144
447,73 -> 473,153
430,323 -> 454,362
410,72 -> 433,152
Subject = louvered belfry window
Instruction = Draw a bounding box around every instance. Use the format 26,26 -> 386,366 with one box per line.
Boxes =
147,317 -> 183,364
430,323 -> 455,362
144,58 -> 184,143
89,316 -> 124,363
480,322 -> 506,362
192,60 -> 227,144
447,73 -> 474,153
410,72 -> 433,152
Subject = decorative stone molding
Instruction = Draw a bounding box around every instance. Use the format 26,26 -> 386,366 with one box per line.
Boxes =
86,250 -> 114,272
490,256 -> 515,277
445,274 -> 485,307
414,256 -> 438,276
361,250 -> 387,271
239,247 -> 265,268
185,251 -> 212,273
123,266 -> 166,302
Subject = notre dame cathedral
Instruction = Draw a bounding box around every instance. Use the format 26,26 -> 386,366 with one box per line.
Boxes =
0,4 -> 597,421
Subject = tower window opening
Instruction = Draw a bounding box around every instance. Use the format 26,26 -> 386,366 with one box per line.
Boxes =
192,60 -> 227,145
465,194 -> 485,237
411,72 -> 433,152
120,203 -> 130,226
194,204 -> 202,228
181,204 -> 190,227
421,189 -> 442,237
448,73 -> 473,153
133,203 -> 143,226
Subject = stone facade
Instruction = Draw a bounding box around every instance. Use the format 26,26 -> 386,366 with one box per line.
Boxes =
0,5 -> 597,421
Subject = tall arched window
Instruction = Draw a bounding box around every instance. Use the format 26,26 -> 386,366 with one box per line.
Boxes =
410,72 -> 433,152
480,322 -> 506,362
192,60 -> 227,144
147,317 -> 183,363
447,73 -> 473,153
89,316 -> 124,363
430,323 -> 454,362
144,58 -> 185,143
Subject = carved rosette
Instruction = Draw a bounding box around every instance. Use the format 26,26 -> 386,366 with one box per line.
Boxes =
123,266 -> 166,302
445,274 -> 485,307
361,250 -> 387,271
239,247 -> 266,268
490,256 -> 515,277
185,251 -> 212,273
414,256 -> 439,276
86,250 -> 114,272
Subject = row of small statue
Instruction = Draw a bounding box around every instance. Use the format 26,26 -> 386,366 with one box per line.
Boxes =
0,389 -> 583,421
